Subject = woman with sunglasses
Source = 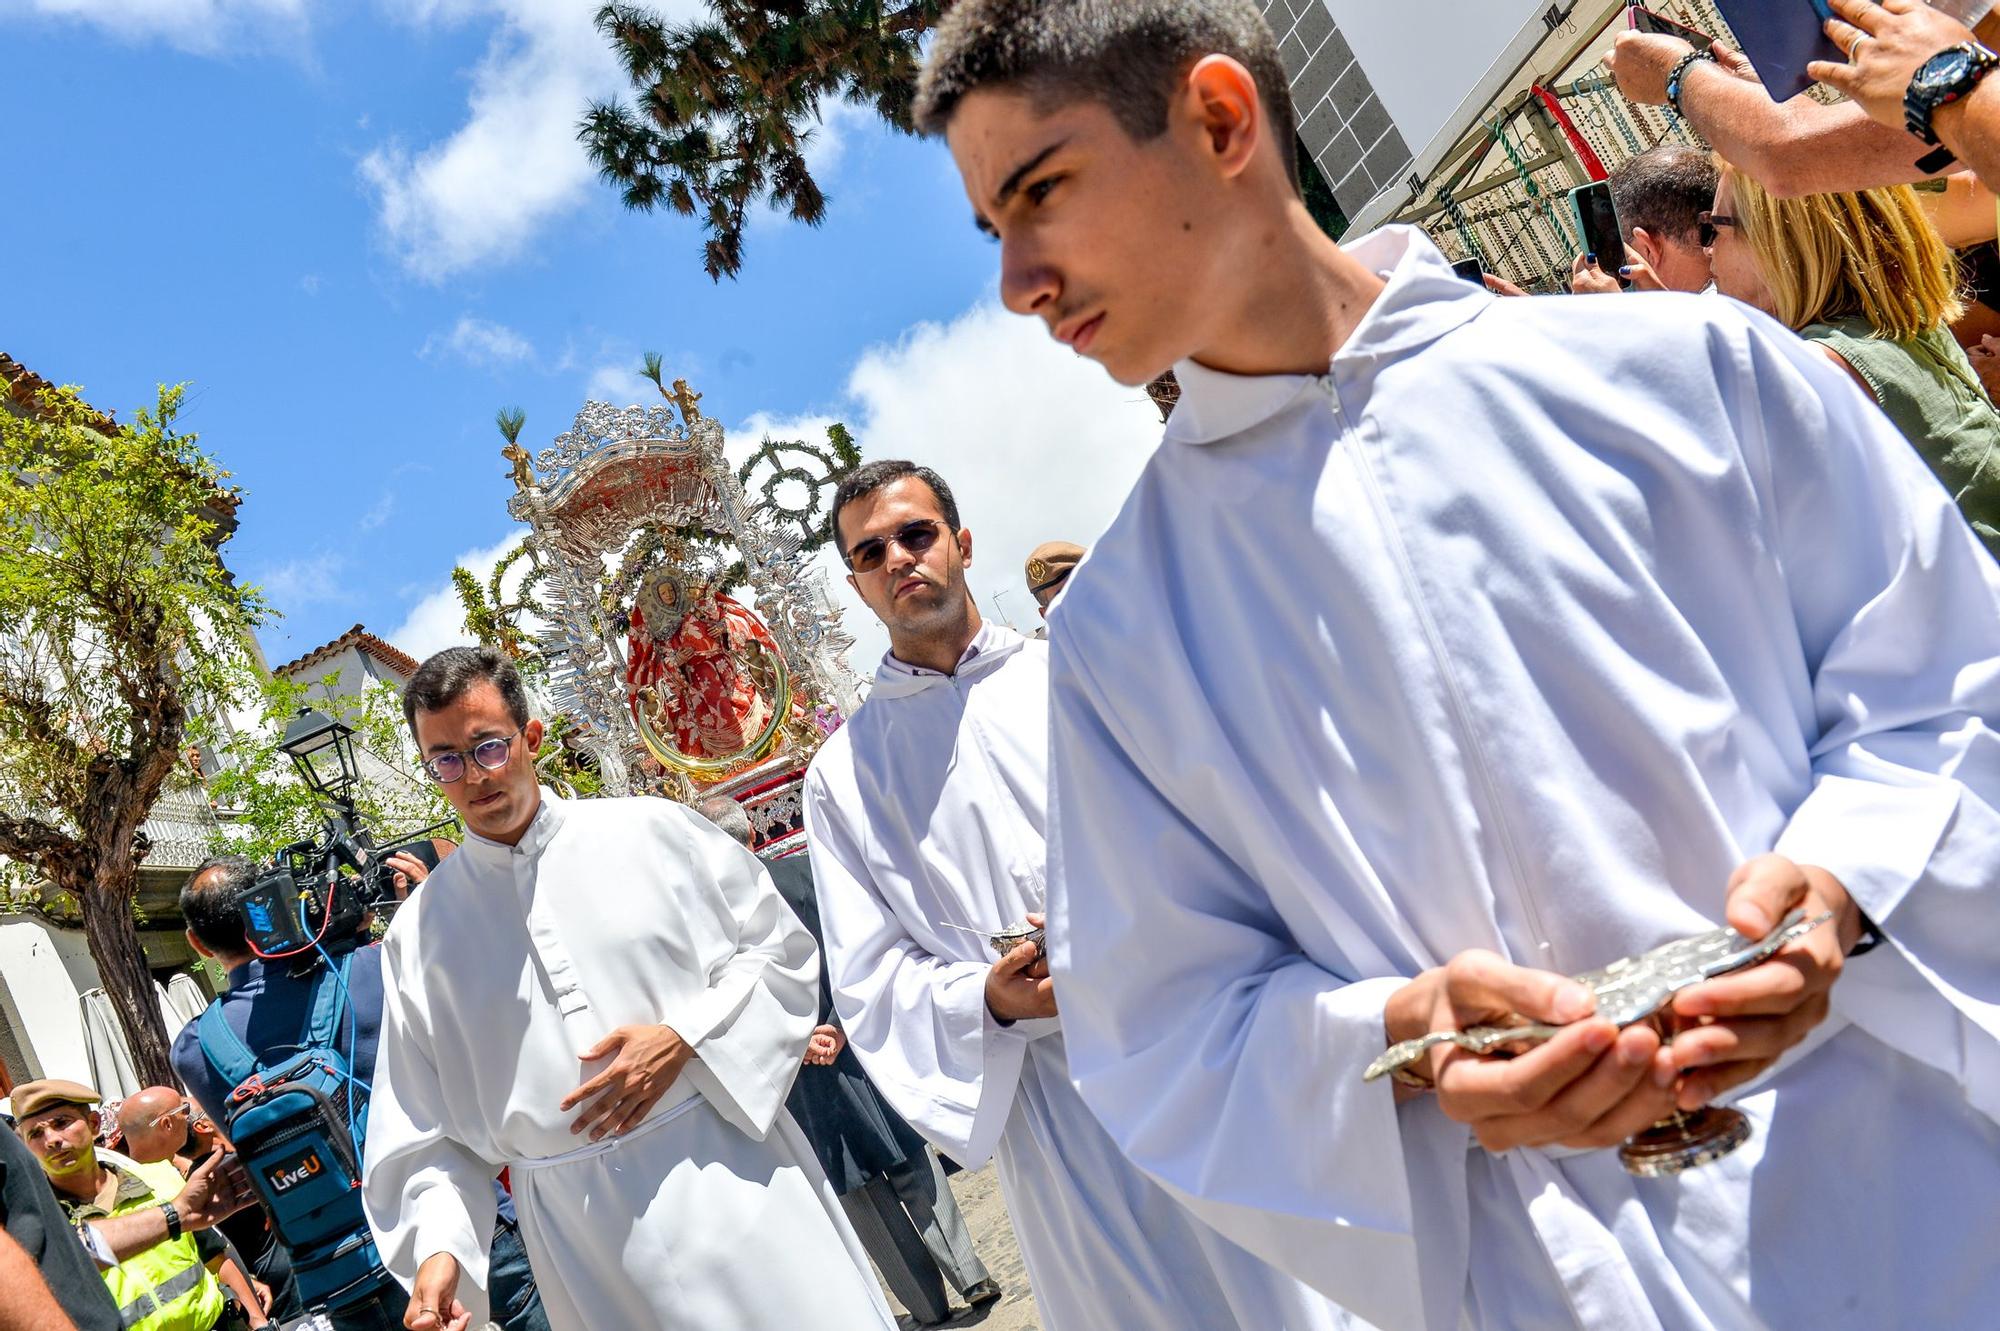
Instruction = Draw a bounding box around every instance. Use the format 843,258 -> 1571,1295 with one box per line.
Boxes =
1708,161 -> 2000,558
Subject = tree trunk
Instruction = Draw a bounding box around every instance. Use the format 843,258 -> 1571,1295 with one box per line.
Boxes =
71,862 -> 177,1091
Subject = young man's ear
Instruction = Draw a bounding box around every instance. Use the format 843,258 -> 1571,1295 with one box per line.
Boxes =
1183,55 -> 1264,179
957,527 -> 974,569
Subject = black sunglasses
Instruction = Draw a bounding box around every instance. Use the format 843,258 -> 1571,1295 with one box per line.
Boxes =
1697,211 -> 1737,248
845,519 -> 949,573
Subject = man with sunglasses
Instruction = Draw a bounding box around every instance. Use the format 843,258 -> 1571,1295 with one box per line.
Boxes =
361,646 -> 895,1331
802,461 -> 1356,1331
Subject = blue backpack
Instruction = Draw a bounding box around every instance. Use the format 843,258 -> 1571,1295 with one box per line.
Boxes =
197,955 -> 395,1314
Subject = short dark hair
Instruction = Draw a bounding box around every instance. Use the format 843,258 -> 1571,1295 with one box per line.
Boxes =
402,646 -> 532,740
1608,144 -> 1719,246
914,0 -> 1300,187
181,855 -> 256,956
829,460 -> 963,556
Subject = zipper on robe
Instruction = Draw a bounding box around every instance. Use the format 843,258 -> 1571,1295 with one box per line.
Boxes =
1322,374 -> 1561,965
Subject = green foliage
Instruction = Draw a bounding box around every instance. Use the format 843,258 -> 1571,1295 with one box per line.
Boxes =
0,382 -> 265,871
536,713 -> 607,801
196,670 -> 457,864
496,406 -> 528,445
0,380 -> 269,1086
582,1 -> 944,280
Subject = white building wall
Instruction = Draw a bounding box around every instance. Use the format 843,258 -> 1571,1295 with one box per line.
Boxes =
0,918 -> 100,1084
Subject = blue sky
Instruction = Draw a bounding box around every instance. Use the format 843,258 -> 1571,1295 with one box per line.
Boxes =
2,0 -> 1163,676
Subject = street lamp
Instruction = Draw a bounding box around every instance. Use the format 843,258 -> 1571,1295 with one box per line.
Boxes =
278,706 -> 360,813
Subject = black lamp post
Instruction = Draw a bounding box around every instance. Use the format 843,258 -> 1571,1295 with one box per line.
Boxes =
278,706 -> 361,819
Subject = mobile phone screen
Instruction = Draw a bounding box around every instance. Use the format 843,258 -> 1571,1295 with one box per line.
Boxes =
1451,257 -> 1486,284
1628,4 -> 1716,50
1571,181 -> 1629,277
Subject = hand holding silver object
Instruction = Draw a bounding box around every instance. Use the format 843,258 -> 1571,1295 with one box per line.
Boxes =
939,920 -> 1047,959
1366,909 -> 1834,1176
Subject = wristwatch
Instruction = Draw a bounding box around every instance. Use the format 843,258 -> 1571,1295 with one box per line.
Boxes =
1905,42 -> 2000,172
159,1201 -> 183,1240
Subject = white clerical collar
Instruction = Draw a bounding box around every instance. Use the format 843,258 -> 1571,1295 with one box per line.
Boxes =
873,622 -> 1024,697
1164,225 -> 1492,447
462,785 -> 566,859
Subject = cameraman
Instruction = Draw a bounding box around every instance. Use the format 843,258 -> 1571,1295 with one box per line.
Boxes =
171,856 -> 547,1331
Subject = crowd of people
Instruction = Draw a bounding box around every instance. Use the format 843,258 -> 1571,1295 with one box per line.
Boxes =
7,0 -> 2000,1329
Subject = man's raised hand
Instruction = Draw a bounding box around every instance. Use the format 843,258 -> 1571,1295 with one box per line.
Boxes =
174,1148 -> 254,1230
1607,30 -> 1698,105
561,1024 -> 694,1141
1811,0 -> 1980,131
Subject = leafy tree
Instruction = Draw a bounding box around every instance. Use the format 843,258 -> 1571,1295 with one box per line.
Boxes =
0,383 -> 265,1087
195,672 -> 457,866
582,1 -> 1347,280
582,1 -> 942,280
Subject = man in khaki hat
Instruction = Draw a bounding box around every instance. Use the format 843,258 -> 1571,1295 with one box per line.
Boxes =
13,1078 -> 250,1331
1024,542 -> 1085,639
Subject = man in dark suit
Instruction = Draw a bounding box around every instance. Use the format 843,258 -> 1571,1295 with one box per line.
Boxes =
699,797 -> 1001,1326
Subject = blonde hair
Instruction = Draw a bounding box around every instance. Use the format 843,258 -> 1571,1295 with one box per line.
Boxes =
1722,162 -> 1964,339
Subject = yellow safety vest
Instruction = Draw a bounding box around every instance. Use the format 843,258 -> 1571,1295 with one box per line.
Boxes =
82,1152 -> 227,1331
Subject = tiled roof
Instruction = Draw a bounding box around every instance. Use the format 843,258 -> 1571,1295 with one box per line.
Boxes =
273,624 -> 422,682
1,352 -> 241,521
1,352 -> 118,432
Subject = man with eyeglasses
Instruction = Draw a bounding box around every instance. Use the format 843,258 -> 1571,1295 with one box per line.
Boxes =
171,858 -> 549,1331
801,460 -> 1357,1331
360,646 -> 896,1331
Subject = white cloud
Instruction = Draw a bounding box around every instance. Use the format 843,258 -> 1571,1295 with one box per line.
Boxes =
585,362 -> 655,407
359,0 -> 703,280
257,550 -> 348,610
6,0 -> 308,52
385,533 -> 531,662
825,301 -> 1162,668
358,492 -> 397,531
421,315 -> 536,367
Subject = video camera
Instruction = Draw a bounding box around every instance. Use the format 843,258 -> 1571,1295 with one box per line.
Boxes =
234,814 -> 449,960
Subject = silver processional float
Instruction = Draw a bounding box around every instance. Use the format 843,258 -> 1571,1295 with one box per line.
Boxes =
482,367 -> 863,858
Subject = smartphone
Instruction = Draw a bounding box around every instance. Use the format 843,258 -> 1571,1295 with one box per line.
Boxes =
1451,256 -> 1486,284
1627,3 -> 1715,51
1570,181 -> 1629,280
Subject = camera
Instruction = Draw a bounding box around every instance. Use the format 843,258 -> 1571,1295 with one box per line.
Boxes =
234,818 -> 441,959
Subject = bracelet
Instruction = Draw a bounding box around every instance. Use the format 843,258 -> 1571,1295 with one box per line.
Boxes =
1666,48 -> 1717,117
159,1202 -> 182,1241
1847,911 -> 1885,958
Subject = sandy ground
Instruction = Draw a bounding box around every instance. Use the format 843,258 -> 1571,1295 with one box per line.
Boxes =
878,1163 -> 1040,1331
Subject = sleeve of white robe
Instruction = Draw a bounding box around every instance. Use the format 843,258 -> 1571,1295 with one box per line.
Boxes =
362,926 -> 501,1301
803,767 -> 1029,1169
656,803 -> 820,1140
1725,317 -> 2000,1123
1045,631 -> 1469,1331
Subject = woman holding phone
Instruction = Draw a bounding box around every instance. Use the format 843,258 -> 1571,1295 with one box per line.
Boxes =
1708,160 -> 2000,559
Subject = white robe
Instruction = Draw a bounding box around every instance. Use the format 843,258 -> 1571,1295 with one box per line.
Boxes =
804,626 -> 1364,1331
362,790 -> 894,1331
1045,226 -> 2000,1331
